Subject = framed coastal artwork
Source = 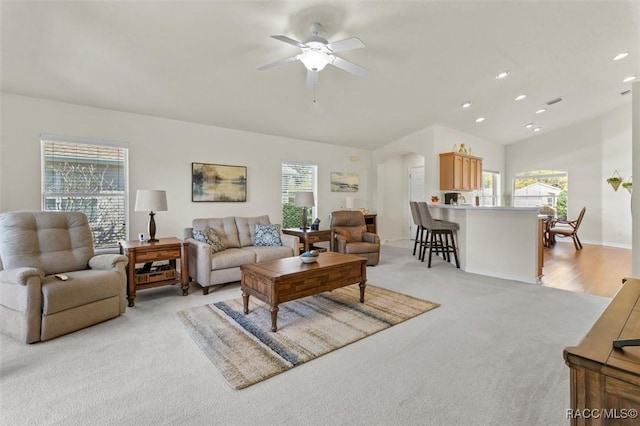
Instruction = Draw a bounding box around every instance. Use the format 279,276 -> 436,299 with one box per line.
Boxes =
331,172 -> 359,192
192,163 -> 247,202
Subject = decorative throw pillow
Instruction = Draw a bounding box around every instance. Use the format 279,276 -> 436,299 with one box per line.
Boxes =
192,227 -> 226,253
254,224 -> 283,247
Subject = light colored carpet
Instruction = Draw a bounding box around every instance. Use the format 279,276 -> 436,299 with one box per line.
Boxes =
0,245 -> 610,425
177,285 -> 439,389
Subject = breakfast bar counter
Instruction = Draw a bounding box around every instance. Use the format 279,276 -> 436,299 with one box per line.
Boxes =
430,204 -> 541,283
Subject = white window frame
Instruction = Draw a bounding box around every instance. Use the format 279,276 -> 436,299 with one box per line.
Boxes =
281,162 -> 318,228
41,134 -> 129,252
480,170 -> 501,206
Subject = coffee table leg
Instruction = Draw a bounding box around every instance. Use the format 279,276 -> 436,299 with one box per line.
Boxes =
270,304 -> 279,332
242,289 -> 249,314
359,281 -> 366,303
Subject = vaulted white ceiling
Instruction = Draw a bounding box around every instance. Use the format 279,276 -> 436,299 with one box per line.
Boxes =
2,1 -> 639,150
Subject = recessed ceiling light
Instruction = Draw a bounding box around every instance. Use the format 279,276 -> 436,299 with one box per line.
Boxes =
535,108 -> 546,114
524,123 -> 534,129
613,52 -> 629,61
514,94 -> 527,101
475,117 -> 485,123
623,75 -> 637,83
533,127 -> 542,132
496,71 -> 510,79
461,101 -> 472,108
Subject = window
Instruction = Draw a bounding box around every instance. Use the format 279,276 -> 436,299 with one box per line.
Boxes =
281,162 -> 317,228
42,134 -> 128,250
513,170 -> 567,219
480,170 -> 501,206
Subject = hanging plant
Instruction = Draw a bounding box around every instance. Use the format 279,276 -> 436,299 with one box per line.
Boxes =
607,170 -> 622,191
623,176 -> 632,194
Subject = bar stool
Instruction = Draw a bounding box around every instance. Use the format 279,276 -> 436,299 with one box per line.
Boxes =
409,201 -> 427,257
417,202 -> 460,268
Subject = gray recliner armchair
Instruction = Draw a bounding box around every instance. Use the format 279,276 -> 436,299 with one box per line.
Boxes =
0,211 -> 128,343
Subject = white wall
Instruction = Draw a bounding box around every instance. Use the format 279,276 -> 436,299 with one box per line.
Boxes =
0,94 -> 371,240
632,82 -> 640,275
506,104 -> 632,247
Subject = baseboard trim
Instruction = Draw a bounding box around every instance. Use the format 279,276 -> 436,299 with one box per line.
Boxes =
463,267 -> 539,285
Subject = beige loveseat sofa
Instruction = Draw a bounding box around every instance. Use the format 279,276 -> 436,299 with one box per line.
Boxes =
184,215 -> 299,294
0,211 -> 128,343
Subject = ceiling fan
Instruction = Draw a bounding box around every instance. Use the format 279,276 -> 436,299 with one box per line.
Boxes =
258,23 -> 368,89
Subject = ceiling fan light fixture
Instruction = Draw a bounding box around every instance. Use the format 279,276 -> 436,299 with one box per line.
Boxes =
299,50 -> 331,72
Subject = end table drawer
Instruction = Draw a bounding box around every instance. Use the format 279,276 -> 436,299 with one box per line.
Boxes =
134,269 -> 176,285
135,248 -> 181,262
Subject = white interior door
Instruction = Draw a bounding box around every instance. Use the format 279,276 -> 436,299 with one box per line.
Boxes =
409,166 -> 425,239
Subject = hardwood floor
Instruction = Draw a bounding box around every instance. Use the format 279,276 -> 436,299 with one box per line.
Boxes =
541,242 -> 631,298
386,239 -> 632,298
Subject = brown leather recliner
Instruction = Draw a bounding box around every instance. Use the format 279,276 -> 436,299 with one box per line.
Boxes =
329,210 -> 380,266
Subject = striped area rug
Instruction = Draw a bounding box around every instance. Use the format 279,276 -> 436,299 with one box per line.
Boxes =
176,284 -> 439,389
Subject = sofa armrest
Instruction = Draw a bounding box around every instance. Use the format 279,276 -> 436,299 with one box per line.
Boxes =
363,232 -> 380,244
0,267 -> 44,286
280,234 -> 300,254
335,234 -> 349,253
89,254 -> 129,271
0,267 -> 45,343
185,238 -> 213,286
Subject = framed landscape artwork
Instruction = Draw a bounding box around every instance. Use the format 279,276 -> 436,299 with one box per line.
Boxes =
192,163 -> 247,202
331,172 -> 359,192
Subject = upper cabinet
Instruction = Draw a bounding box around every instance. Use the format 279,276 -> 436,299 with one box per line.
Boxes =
439,152 -> 483,191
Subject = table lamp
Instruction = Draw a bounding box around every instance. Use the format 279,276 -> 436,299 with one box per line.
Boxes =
294,191 -> 315,231
134,189 -> 168,242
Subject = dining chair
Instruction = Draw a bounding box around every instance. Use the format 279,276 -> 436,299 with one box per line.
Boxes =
548,207 -> 586,250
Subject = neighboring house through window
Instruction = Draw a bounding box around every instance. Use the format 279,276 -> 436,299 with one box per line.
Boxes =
281,162 -> 317,228
41,134 -> 129,250
513,170 -> 568,219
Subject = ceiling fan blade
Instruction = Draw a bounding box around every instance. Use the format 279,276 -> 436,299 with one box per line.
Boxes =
257,56 -> 298,71
331,56 -> 369,78
271,35 -> 306,48
306,70 -> 319,90
326,37 -> 365,53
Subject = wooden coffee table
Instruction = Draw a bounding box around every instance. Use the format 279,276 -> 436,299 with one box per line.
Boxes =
240,252 -> 367,331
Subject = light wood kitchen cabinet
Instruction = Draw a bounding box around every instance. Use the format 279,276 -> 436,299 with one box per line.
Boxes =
439,152 -> 483,191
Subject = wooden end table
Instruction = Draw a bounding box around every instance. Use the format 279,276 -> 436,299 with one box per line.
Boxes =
240,252 -> 367,331
282,228 -> 331,253
118,237 -> 189,307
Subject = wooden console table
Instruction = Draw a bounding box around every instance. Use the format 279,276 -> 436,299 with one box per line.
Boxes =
564,277 -> 640,425
119,237 -> 189,307
364,213 -> 377,234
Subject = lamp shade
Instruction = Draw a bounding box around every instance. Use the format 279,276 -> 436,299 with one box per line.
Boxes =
345,197 -> 355,209
294,191 -> 315,208
134,190 -> 168,212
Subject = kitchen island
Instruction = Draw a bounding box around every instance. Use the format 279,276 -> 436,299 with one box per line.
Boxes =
430,204 -> 542,284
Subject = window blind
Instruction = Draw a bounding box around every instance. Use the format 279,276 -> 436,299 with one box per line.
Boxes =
42,136 -> 128,250
281,162 -> 317,228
